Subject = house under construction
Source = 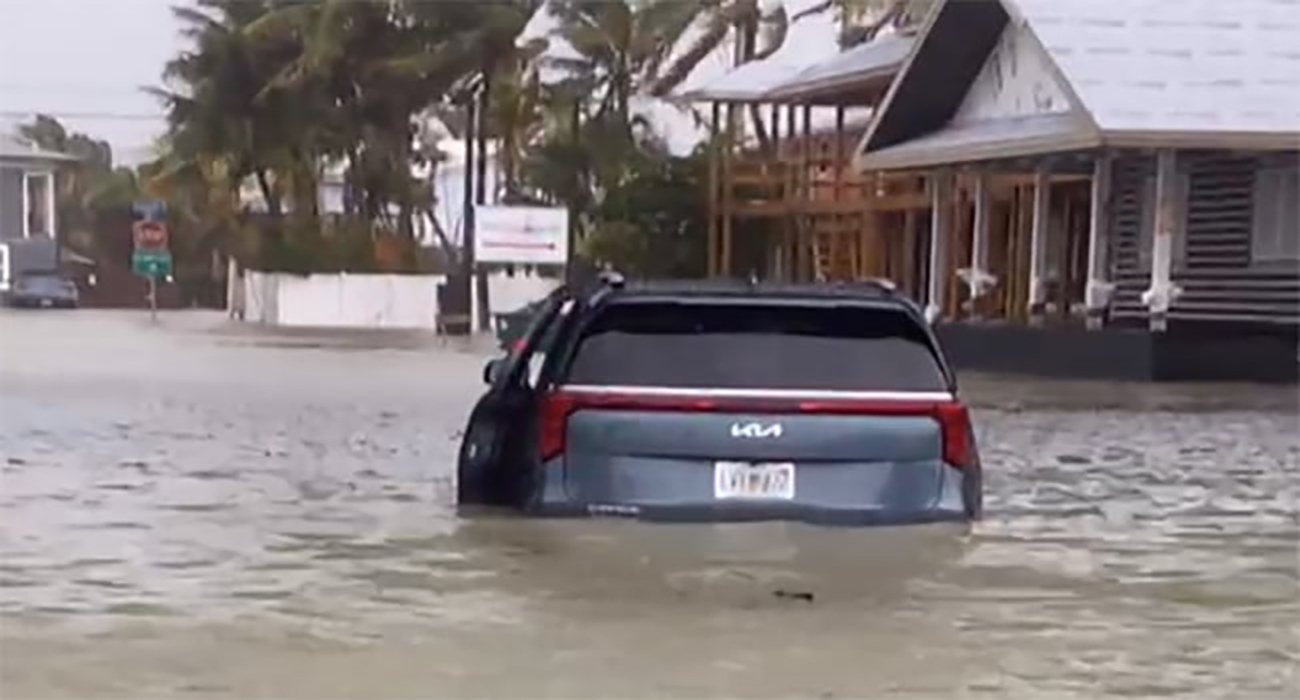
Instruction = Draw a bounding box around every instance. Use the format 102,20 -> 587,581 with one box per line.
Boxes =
686,0 -> 1299,382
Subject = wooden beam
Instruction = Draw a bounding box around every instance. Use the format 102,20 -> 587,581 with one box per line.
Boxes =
732,200 -> 794,217
783,104 -> 796,281
722,103 -> 737,278
988,172 -> 1091,187
707,102 -> 721,277
799,103 -> 812,282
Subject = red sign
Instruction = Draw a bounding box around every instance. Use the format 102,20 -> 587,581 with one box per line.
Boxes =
133,221 -> 169,250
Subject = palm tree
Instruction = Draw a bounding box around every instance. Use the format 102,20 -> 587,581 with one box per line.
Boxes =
153,0 -> 287,215
648,0 -> 933,98
549,1 -> 662,127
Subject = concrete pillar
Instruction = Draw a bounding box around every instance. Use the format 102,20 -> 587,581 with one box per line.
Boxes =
926,169 -> 953,323
1085,154 -> 1114,330
1028,166 -> 1051,322
1141,149 -> 1182,332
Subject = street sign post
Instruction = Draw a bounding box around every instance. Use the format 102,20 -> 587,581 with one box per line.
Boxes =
131,250 -> 172,277
131,219 -> 172,322
132,200 -> 167,222
133,220 -> 169,250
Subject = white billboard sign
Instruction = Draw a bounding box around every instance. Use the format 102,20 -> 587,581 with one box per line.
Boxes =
474,205 -> 569,265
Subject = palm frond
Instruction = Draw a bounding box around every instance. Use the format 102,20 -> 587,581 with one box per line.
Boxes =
753,5 -> 788,61
649,13 -> 729,97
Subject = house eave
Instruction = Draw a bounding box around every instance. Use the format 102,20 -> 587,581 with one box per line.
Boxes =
0,154 -> 80,168
765,67 -> 899,105
1100,130 -> 1300,152
856,130 -> 1103,172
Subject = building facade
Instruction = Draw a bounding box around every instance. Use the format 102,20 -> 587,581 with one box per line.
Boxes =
849,0 -> 1299,380
0,135 -> 74,292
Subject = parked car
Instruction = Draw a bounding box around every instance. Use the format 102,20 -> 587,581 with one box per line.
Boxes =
457,275 -> 982,526
3,271 -> 79,309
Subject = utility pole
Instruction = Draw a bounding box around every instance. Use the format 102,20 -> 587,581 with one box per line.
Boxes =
459,91 -> 477,335
474,74 -> 492,332
566,95 -> 580,285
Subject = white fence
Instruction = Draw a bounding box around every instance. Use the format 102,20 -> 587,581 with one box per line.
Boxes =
472,269 -> 562,329
229,267 -> 560,331
234,271 -> 445,330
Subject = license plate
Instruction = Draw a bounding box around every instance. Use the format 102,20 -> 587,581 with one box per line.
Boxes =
714,461 -> 796,500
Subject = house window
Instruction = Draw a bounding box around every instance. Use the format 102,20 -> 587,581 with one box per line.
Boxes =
23,172 -> 54,238
1138,168 -> 1190,271
1251,166 -> 1300,263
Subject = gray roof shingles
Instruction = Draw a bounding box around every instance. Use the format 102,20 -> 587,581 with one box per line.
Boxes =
680,33 -> 914,103
1014,0 -> 1300,135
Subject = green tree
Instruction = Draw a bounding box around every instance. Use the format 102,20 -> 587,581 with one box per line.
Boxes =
583,149 -> 710,278
153,0 -> 301,221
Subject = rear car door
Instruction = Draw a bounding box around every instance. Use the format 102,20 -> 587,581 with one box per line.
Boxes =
457,290 -> 571,505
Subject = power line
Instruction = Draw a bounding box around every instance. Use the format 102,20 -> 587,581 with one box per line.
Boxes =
0,110 -> 163,122
0,83 -> 154,96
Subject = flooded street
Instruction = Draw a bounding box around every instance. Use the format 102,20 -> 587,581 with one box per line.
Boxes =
1,310 -> 1296,699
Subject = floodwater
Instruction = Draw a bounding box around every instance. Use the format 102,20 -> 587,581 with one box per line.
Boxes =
1,310 -> 1296,699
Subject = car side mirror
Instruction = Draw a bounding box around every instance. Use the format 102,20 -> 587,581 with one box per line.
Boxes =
483,358 -> 505,385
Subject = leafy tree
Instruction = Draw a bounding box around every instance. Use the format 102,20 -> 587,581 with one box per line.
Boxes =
583,148 -> 710,279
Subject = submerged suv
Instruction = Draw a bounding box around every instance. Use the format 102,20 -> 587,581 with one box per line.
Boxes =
457,276 -> 982,526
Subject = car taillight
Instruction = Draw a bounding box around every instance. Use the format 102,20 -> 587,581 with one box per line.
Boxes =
537,389 -> 976,468
537,391 -> 576,461
935,401 -> 976,469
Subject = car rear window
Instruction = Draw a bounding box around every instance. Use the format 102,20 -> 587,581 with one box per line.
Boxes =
562,301 -> 948,392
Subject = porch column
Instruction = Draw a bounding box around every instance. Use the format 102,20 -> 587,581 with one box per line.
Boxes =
1085,154 -> 1114,330
1028,165 -> 1051,322
926,169 -> 953,323
1141,149 -> 1182,332
965,172 -> 995,313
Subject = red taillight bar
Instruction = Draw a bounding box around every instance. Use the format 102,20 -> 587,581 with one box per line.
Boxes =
537,391 -> 575,461
934,401 -> 976,470
536,388 -> 976,468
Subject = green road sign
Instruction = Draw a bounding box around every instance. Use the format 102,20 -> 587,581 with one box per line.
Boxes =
132,250 -> 173,278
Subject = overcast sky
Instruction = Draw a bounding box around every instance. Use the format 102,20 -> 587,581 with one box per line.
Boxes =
0,0 -> 185,165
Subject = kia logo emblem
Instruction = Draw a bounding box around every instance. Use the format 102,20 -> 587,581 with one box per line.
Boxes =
730,422 -> 783,439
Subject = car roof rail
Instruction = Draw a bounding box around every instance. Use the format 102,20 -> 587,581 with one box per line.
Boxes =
852,277 -> 897,294
820,278 -> 897,297
597,269 -> 626,289
572,268 -> 626,308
